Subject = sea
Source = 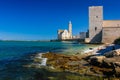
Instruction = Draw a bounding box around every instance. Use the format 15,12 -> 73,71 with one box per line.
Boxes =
0,41 -> 98,80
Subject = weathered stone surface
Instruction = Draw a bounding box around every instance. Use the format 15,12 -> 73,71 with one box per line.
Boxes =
115,67 -> 120,77
42,53 -> 92,74
88,54 -> 120,68
89,56 -> 106,66
89,6 -> 103,43
85,53 -> 120,77
102,27 -> 120,43
23,50 -> 120,78
103,57 -> 120,67
104,49 -> 120,57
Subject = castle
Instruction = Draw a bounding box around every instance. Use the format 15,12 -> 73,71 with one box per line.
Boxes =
57,21 -> 72,40
88,6 -> 120,43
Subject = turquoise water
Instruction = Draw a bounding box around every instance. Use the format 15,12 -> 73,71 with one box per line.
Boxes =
0,41 -> 97,80
0,41 -> 96,60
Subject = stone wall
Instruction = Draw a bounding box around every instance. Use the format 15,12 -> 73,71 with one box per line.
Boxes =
89,6 -> 103,43
102,27 -> 120,43
103,20 -> 120,27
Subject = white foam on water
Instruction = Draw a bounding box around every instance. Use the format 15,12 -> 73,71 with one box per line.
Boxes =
84,49 -> 93,53
36,53 -> 47,66
41,58 -> 47,66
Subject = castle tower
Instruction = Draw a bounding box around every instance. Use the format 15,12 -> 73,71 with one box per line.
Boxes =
68,21 -> 72,39
89,6 -> 103,43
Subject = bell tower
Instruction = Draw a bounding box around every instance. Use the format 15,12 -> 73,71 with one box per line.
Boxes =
68,21 -> 72,39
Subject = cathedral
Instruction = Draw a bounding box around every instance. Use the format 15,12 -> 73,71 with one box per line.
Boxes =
57,21 -> 72,40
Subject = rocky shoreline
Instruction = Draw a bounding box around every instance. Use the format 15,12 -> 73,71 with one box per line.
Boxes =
24,44 -> 120,80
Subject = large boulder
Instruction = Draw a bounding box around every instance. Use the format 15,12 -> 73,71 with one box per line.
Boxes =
89,56 -> 106,66
89,55 -> 120,68
103,56 -> 120,68
104,49 -> 120,58
115,67 -> 120,77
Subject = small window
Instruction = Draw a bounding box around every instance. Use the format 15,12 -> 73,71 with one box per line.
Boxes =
95,27 -> 97,31
96,16 -> 98,18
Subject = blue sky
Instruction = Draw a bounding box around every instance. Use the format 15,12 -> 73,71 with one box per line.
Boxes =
0,0 -> 120,40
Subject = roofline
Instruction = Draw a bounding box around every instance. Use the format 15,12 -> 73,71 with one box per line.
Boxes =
103,20 -> 120,21
89,6 -> 103,7
103,27 -> 120,28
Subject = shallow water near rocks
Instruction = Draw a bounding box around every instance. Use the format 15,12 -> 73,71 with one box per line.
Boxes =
0,41 -> 99,80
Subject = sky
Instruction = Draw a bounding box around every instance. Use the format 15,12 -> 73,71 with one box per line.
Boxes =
0,0 -> 120,40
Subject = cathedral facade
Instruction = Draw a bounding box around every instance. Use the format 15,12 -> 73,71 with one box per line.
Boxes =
57,21 -> 72,40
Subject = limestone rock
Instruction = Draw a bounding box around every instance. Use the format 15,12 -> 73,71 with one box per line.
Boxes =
103,57 -> 120,68
89,56 -> 106,66
115,67 -> 120,77
88,55 -> 120,68
86,54 -> 120,77
104,49 -> 120,58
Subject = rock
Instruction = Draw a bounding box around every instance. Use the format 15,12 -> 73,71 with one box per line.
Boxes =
104,49 -> 120,58
115,62 -> 120,67
87,55 -> 120,77
89,56 -> 106,66
69,56 -> 80,61
88,55 -> 120,68
115,67 -> 120,77
103,57 -> 120,68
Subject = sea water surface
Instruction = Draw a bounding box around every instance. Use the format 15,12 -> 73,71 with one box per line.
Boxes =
0,41 -> 98,80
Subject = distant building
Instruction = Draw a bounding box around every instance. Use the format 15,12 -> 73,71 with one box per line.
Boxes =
86,29 -> 89,38
80,32 -> 86,39
57,21 -> 72,40
88,6 -> 120,43
73,35 -> 80,39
